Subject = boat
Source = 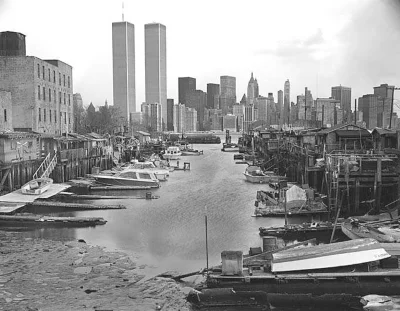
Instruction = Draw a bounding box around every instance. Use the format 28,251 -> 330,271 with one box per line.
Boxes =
90,169 -> 160,188
254,183 -> 328,217
271,238 -> 390,272
125,161 -> 169,181
341,218 -> 400,243
221,143 -> 239,152
243,165 -> 286,183
194,238 -> 398,309
21,178 -> 53,195
162,146 -> 182,160
258,221 -> 343,239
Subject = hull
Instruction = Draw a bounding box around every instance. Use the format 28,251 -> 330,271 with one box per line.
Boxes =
154,172 -> 168,181
341,220 -> 396,243
92,176 -> 160,188
271,238 -> 390,272
244,172 -> 284,183
21,178 -> 53,195
163,153 -> 181,160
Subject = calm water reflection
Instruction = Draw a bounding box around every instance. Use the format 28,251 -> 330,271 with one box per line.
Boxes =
4,137 -> 312,275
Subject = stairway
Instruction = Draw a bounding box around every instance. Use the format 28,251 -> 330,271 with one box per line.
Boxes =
329,171 -> 339,211
33,153 -> 57,180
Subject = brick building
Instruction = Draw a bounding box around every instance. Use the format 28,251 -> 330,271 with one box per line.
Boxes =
0,31 -> 73,135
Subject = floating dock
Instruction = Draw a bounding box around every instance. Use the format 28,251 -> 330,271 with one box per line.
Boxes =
0,214 -> 107,226
28,201 -> 126,210
57,192 -> 159,200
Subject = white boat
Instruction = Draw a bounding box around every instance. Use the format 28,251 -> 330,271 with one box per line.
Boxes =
21,178 -> 53,195
126,161 -> 169,181
244,166 -> 286,183
271,238 -> 390,273
163,146 -> 182,160
91,169 -> 160,188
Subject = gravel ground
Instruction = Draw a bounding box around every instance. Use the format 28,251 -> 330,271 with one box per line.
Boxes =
0,231 -> 193,311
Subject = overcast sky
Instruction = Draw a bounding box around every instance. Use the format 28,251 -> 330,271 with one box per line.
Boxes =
1,0 -> 399,112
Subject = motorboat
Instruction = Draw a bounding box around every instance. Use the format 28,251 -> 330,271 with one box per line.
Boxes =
90,169 -> 160,188
162,146 -> 182,160
243,165 -> 286,183
221,143 -> 239,152
21,178 -> 53,195
126,161 -> 169,181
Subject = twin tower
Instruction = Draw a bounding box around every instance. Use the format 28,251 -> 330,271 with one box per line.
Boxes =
112,21 -> 167,126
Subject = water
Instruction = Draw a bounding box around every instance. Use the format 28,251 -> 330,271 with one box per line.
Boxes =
7,137 -> 301,276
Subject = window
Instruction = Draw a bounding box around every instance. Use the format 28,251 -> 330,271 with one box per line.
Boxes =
11,141 -> 17,150
4,109 -> 7,122
54,90 -> 56,103
39,108 -> 41,122
68,94 -> 70,105
59,91 -> 61,104
55,111 -> 57,123
43,87 -> 46,101
59,73 -> 61,86
48,69 -> 51,82
37,64 -> 40,78
69,113 -> 71,124
50,110 -> 52,122
64,112 -> 67,124
68,76 -> 70,88
28,142 -> 33,148
139,173 -> 152,180
49,89 -> 51,102
44,109 -> 46,122
60,112 -> 62,124
63,74 -> 65,87
42,66 -> 45,79
53,70 -> 56,83
64,93 -> 66,105
38,86 -> 41,100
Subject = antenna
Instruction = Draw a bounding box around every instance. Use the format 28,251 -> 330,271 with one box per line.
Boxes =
122,1 -> 124,21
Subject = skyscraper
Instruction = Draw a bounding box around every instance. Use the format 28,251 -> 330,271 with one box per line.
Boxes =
112,22 -> 136,122
220,76 -> 236,115
178,77 -> 196,106
145,23 -> 167,130
207,83 -> 219,109
167,98 -> 174,131
247,72 -> 257,105
283,80 -> 290,125
331,86 -> 351,122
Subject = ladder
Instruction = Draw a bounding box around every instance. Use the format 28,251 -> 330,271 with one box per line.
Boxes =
329,171 -> 339,211
33,153 -> 57,179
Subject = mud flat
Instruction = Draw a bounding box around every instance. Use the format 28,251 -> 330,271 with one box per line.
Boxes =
0,231 -> 192,311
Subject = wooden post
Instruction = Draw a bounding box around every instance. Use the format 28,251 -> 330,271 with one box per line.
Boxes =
376,158 -> 382,213
355,178 -> 360,213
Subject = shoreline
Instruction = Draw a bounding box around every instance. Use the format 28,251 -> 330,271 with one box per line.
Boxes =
0,230 -> 193,310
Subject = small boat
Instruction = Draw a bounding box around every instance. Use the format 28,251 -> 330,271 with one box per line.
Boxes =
271,238 -> 391,273
181,146 -> 203,156
258,221 -> 342,238
341,219 -> 398,243
221,143 -> 239,152
162,146 -> 182,160
243,165 -> 286,183
126,161 -> 169,181
21,178 -> 53,195
90,169 -> 160,188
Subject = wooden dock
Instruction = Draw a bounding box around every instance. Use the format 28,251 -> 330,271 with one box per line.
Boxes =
0,214 -> 107,226
90,185 -> 152,191
28,201 -> 126,210
57,192 -> 160,200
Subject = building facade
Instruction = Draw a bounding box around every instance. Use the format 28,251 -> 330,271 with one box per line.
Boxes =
186,90 -> 206,131
233,103 -> 245,132
220,76 -> 236,115
207,83 -> 219,109
145,23 -> 167,130
167,98 -> 174,131
358,94 -> 382,129
0,33 -> 73,135
149,102 -> 162,132
112,22 -> 136,123
178,77 -> 196,106
331,85 -> 351,123
283,80 -> 290,125
173,103 -> 186,133
222,114 -> 237,132
185,107 -> 197,132
315,98 -> 341,127
0,90 -> 13,131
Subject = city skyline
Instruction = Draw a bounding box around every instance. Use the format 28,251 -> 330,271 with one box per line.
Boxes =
1,0 -> 399,111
